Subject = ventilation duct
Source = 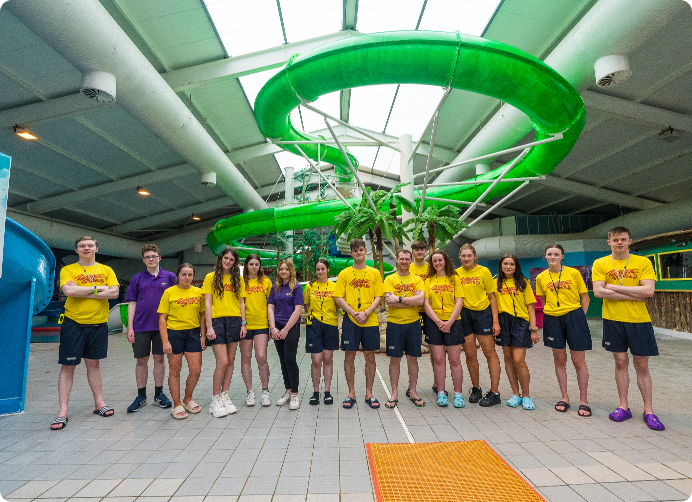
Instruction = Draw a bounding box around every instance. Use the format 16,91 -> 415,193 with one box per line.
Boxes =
81,71 -> 116,103
594,54 -> 631,87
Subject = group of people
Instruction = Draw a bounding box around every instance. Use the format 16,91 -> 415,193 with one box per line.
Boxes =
51,225 -> 665,432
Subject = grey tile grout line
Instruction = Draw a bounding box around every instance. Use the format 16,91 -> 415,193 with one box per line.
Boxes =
375,367 -> 415,444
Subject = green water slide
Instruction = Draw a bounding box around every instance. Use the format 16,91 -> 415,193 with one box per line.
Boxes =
207,31 -> 584,254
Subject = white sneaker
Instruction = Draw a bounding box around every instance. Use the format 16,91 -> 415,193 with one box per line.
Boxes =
261,390 -> 271,407
289,394 -> 300,410
277,391 -> 291,406
246,390 -> 256,407
210,394 -> 228,418
222,392 -> 237,415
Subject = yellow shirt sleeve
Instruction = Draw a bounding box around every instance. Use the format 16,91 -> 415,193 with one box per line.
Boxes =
483,267 -> 497,294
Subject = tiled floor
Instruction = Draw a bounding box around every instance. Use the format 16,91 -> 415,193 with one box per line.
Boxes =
1,320 -> 691,501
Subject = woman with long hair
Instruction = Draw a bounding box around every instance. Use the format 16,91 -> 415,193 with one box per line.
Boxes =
242,253 -> 272,407
158,263 -> 205,420
202,247 -> 246,418
535,243 -> 591,416
304,259 -> 338,405
457,243 -> 502,407
424,250 -> 465,408
268,260 -> 304,410
496,254 -> 539,410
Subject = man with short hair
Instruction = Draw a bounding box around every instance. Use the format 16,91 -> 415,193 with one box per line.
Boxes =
125,244 -> 176,412
335,238 -> 384,409
593,226 -> 664,430
383,249 -> 425,408
51,236 -> 119,430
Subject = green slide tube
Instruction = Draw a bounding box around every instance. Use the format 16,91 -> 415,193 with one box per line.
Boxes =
208,31 -> 584,253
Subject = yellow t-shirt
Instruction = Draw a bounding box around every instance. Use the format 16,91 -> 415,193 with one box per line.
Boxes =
383,272 -> 425,324
409,262 -> 430,313
60,262 -> 119,324
425,274 -> 465,321
157,286 -> 205,330
592,254 -> 656,323
244,276 -> 272,330
497,278 -> 537,322
335,266 -> 384,327
304,280 -> 338,327
201,272 -> 247,318
456,265 -> 496,311
535,266 -> 587,317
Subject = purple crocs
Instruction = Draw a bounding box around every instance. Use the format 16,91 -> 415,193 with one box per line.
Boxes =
609,407 -> 632,422
643,413 -> 665,431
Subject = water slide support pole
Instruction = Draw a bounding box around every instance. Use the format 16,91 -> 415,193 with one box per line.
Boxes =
284,166 -> 294,258
418,111 -> 440,216
399,134 -> 414,246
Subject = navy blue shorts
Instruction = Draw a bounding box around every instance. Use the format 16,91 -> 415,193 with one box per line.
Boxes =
244,328 -> 269,340
543,308 -> 592,351
427,319 -> 464,347
602,320 -> 658,357
496,312 -> 532,348
421,312 -> 430,342
168,328 -> 203,354
306,318 -> 339,353
461,306 -> 494,337
207,316 -> 240,345
341,315 -> 380,352
59,317 -> 108,365
386,321 -> 423,358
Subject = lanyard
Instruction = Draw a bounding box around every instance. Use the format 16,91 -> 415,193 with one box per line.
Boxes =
316,281 -> 327,320
547,267 -> 563,308
352,267 -> 366,309
436,275 -> 447,315
610,255 -> 631,286
82,265 -> 99,294
397,273 -> 411,297
501,279 -> 517,317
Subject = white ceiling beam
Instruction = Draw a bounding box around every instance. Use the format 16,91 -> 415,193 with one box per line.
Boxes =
342,0 -> 358,30
0,93 -> 107,129
163,31 -> 361,92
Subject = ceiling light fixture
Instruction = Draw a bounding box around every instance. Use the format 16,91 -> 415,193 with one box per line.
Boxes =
191,214 -> 201,221
13,125 -> 38,140
136,186 -> 150,196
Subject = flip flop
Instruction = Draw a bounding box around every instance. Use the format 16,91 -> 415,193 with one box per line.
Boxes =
365,397 -> 380,409
609,407 -> 632,422
385,399 -> 398,409
342,397 -> 356,409
578,404 -> 592,417
554,401 -> 570,412
643,413 -> 665,431
93,406 -> 114,417
183,400 -> 201,414
410,397 -> 426,407
171,405 -> 188,420
50,416 -> 68,430
406,388 -> 411,398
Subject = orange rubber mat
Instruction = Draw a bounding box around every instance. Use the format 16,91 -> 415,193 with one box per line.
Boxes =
366,441 -> 546,502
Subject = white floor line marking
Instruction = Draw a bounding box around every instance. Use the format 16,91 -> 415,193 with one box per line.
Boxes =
376,367 -> 415,444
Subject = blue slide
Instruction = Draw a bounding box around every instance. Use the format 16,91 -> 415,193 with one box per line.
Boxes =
0,152 -> 56,415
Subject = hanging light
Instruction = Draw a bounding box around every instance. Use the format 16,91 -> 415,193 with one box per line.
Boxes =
191,214 -> 201,221
136,186 -> 150,196
13,125 -> 38,140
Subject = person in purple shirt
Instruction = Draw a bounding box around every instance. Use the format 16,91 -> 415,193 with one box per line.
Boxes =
125,244 -> 177,412
268,260 -> 304,410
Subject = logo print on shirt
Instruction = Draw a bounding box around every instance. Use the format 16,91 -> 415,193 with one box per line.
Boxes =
175,297 -> 200,307
545,280 -> 572,291
500,286 -> 519,296
223,284 -> 235,292
393,284 -> 417,293
606,268 -> 639,280
246,285 -> 266,294
429,284 -> 454,293
349,278 -> 371,288
459,277 -> 481,286
76,273 -> 106,284
311,290 -> 334,298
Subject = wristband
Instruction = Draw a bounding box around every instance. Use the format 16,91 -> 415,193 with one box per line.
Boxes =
241,321 -> 247,325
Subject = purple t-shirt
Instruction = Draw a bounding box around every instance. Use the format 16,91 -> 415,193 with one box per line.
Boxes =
125,268 -> 178,331
267,282 -> 304,325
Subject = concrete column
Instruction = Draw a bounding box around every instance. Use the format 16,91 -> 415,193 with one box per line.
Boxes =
284,167 -> 294,259
476,163 -> 491,175
399,134 -> 414,246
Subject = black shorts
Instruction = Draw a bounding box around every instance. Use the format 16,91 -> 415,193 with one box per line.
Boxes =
421,313 -> 431,343
461,306 -> 494,337
341,315 -> 380,352
132,330 -> 163,358
168,328 -> 203,354
244,328 -> 269,340
306,318 -> 339,353
427,319 -> 464,347
543,308 -> 592,351
495,313 -> 532,349
207,316 -> 240,345
59,317 -> 108,365
602,320 -> 658,357
386,321 -> 422,358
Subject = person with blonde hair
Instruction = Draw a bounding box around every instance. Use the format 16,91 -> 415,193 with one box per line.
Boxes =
268,260 -> 304,410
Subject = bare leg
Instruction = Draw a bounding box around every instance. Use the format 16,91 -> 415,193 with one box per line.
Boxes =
502,347 -> 520,397
211,344 -> 229,396
167,354 -> 183,407
406,356 -> 420,400
55,365 -> 76,420
512,347 -> 530,397
632,355 -> 654,415
570,350 -> 589,408
431,345 -> 447,392
478,335 -> 501,393
344,351 -> 356,399
388,356 -> 401,402
84,358 -> 106,410
152,354 -> 165,388
223,342 -> 238,392
446,345 -> 463,394
363,350 -> 376,399
463,334 -> 480,387
254,334 -> 270,389
311,352 -> 324,392
552,348 -> 569,408
239,339 -> 254,391
135,357 -> 149,389
183,352 -> 202,404
613,351 -> 630,410
323,350 -> 334,392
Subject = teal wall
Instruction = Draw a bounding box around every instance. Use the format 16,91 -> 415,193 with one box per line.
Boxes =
636,240 -> 692,291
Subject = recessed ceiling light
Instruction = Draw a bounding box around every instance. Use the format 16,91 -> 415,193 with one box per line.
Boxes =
13,125 -> 38,140
191,214 -> 201,221
136,186 -> 150,196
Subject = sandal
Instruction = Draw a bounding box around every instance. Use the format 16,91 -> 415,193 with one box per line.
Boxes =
453,395 -> 465,408
324,393 -> 333,405
437,394 -> 448,407
365,397 -> 380,409
342,397 -> 356,409
50,416 -> 68,430
385,399 -> 398,409
183,400 -> 201,414
171,405 -> 188,420
309,393 -> 320,406
643,413 -> 665,431
93,406 -> 114,417
507,395 -> 522,408
554,401 -> 570,412
609,407 -> 632,422
522,397 -> 535,410
578,404 -> 592,417
431,385 -> 448,396
406,388 -> 411,398
410,397 -> 426,407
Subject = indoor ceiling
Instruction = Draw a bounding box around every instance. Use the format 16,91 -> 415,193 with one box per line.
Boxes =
0,0 -> 690,248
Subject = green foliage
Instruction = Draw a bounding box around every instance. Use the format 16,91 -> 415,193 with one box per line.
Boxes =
405,204 -> 468,252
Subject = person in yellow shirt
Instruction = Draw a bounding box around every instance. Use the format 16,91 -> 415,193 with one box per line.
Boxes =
202,247 -> 247,418
304,259 -> 338,406
535,243 -> 591,417
457,244 -> 502,407
495,254 -> 538,411
335,239 -> 384,410
409,241 -> 433,387
158,263 -> 205,420
51,236 -> 119,430
425,250 -> 465,408
242,253 -> 272,408
383,250 -> 425,409
592,226 -> 663,431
